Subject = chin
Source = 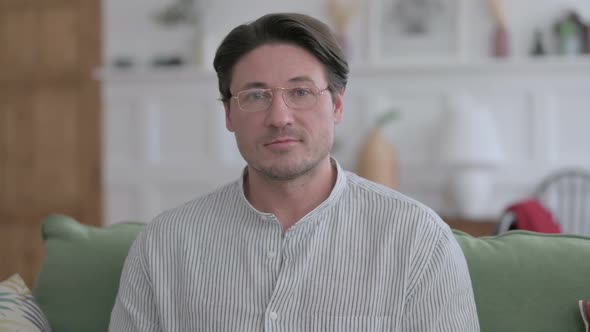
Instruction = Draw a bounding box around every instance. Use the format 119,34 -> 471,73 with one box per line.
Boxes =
253,157 -> 318,181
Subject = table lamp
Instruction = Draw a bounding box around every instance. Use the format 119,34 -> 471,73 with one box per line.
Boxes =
438,95 -> 505,219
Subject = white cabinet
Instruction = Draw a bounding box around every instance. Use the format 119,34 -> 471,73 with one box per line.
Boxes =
99,58 -> 590,225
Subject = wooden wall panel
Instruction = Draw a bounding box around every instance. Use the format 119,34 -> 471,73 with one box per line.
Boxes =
0,10 -> 38,79
0,222 -> 45,281
0,89 -> 36,213
39,7 -> 79,74
78,81 -> 103,227
0,0 -> 102,286
33,86 -> 80,214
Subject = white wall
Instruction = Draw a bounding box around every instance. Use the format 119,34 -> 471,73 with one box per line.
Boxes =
100,0 -> 590,226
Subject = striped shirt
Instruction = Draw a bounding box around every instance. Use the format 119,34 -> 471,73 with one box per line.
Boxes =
109,160 -> 480,331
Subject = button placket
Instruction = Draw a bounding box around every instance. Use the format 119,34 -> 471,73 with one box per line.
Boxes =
264,220 -> 283,286
265,215 -> 319,329
264,215 -> 283,265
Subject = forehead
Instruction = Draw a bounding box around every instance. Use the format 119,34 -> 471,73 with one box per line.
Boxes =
231,43 -> 327,91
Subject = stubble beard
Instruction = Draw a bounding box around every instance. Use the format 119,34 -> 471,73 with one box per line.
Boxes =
253,148 -> 330,181
238,135 -> 333,182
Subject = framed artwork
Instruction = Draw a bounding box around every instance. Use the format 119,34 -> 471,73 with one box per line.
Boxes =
368,0 -> 465,61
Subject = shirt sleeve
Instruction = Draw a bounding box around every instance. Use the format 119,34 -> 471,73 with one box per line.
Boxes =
401,225 -> 480,332
109,230 -> 162,332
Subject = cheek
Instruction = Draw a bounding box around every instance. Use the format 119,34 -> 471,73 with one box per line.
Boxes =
231,116 -> 260,144
228,110 -> 247,131
319,103 -> 339,126
306,113 -> 335,139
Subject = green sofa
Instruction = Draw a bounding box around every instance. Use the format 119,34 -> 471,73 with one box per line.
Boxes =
33,214 -> 590,332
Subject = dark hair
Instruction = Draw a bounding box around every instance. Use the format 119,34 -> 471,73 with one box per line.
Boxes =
213,13 -> 349,104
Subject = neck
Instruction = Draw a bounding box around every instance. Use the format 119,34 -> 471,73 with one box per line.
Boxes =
244,157 -> 337,232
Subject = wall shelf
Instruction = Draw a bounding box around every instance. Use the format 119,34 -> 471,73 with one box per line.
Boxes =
350,55 -> 590,76
97,55 -> 590,83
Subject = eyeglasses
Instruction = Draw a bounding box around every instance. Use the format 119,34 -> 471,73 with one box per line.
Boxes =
231,86 -> 330,113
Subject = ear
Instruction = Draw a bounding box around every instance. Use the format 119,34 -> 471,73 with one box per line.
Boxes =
224,102 -> 235,132
332,88 -> 344,124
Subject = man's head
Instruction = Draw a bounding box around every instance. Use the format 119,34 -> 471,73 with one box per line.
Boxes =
213,13 -> 349,181
213,13 -> 349,105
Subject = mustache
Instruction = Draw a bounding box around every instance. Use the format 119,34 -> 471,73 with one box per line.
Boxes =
263,127 -> 304,142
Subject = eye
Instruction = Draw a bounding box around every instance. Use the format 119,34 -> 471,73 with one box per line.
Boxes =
291,87 -> 313,97
244,90 -> 270,101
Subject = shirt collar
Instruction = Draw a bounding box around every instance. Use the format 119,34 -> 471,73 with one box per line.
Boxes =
236,157 -> 347,223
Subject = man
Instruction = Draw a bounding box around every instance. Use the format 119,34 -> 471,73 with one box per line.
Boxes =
110,13 -> 480,331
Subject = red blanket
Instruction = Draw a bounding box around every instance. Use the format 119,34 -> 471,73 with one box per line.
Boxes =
506,199 -> 561,233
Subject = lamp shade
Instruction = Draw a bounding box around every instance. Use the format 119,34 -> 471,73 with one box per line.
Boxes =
438,95 -> 505,167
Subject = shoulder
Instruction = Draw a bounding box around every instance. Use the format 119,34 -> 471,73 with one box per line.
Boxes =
344,171 -> 449,235
140,180 -> 240,241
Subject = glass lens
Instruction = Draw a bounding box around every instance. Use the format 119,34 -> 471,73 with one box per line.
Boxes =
285,87 -> 317,109
239,89 -> 272,112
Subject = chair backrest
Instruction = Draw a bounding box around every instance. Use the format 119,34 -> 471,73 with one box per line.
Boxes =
534,168 -> 590,235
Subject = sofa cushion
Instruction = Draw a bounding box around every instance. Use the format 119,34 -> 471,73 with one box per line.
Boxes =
33,214 -> 144,332
0,274 -> 51,332
454,230 -> 590,332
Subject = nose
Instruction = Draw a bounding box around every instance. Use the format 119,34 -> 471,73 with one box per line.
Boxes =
263,90 -> 293,128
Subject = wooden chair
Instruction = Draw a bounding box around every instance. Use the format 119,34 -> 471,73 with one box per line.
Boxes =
534,168 -> 590,235
496,168 -> 590,235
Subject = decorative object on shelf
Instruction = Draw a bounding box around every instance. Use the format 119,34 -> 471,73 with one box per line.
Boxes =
356,109 -> 400,189
326,0 -> 363,57
151,55 -> 185,67
153,0 -> 205,66
530,29 -> 546,56
486,0 -> 510,58
153,0 -> 198,26
553,10 -> 587,56
112,56 -> 136,69
374,0 -> 461,60
438,94 -> 505,219
393,0 -> 443,35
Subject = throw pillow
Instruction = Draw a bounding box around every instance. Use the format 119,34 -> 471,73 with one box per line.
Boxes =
0,274 -> 51,332
581,300 -> 590,332
33,214 -> 144,332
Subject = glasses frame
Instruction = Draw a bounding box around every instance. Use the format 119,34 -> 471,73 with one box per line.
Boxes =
230,86 -> 330,113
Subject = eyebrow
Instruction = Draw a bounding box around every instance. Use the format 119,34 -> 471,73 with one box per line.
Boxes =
288,76 -> 316,84
239,82 -> 268,90
237,76 -> 317,91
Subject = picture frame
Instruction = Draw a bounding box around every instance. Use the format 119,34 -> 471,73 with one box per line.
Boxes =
367,0 -> 466,62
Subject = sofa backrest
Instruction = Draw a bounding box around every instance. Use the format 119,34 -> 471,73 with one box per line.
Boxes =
454,230 -> 590,332
33,215 -> 590,332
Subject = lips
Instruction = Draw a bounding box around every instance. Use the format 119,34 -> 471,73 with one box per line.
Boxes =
264,137 -> 301,148
266,138 -> 299,145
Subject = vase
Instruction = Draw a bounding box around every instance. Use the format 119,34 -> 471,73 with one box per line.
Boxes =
356,126 -> 399,189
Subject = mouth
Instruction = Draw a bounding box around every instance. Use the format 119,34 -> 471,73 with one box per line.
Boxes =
264,137 -> 302,148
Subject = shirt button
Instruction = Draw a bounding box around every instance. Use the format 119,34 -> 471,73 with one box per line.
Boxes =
269,311 -> 278,320
267,251 -> 276,259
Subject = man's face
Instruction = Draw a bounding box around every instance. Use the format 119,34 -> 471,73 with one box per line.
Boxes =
225,43 -> 344,181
